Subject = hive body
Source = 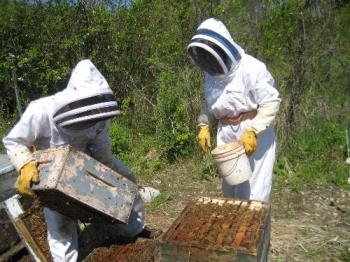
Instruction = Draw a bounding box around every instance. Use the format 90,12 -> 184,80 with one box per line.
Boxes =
161,197 -> 270,262
32,145 -> 137,224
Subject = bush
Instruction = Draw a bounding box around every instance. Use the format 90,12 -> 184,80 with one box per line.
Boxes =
275,119 -> 349,190
153,68 -> 200,162
109,118 -> 131,161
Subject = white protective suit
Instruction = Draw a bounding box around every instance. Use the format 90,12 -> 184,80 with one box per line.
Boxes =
3,60 -> 145,262
189,18 -> 281,202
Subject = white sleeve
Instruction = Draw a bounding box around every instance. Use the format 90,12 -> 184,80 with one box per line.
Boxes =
198,99 -> 210,126
198,77 -> 219,128
246,62 -> 281,134
2,101 -> 50,171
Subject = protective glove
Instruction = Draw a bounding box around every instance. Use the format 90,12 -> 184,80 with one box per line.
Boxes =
139,186 -> 161,203
240,130 -> 257,156
18,161 -> 40,196
197,125 -> 211,151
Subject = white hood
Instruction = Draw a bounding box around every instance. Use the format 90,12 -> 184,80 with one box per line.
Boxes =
188,18 -> 244,77
53,59 -> 120,129
64,59 -> 112,98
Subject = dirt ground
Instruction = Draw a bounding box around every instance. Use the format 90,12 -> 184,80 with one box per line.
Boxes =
5,159 -> 350,261
142,159 -> 350,261
145,186 -> 350,261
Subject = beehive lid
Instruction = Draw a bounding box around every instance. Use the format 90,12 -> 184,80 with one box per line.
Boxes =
162,197 -> 270,255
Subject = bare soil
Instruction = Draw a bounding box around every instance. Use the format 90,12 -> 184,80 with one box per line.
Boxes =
5,159 -> 350,261
141,159 -> 350,261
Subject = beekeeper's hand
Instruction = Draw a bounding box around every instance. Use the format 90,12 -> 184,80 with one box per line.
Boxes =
198,125 -> 211,151
18,161 -> 40,196
240,130 -> 257,156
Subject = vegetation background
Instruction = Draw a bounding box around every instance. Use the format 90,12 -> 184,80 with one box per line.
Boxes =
0,0 -> 349,260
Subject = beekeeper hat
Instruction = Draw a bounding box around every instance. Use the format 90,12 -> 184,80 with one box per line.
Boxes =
53,59 -> 120,129
187,18 -> 242,75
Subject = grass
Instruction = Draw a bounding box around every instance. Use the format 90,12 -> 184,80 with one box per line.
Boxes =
138,152 -> 350,261
1,110 -> 349,260
149,193 -> 172,211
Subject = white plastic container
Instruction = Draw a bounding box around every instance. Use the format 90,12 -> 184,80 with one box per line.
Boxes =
211,141 -> 252,186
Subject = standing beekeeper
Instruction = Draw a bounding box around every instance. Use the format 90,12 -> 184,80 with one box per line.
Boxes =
3,59 -> 158,261
187,18 -> 281,202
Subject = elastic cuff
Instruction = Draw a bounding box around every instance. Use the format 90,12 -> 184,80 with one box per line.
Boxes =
244,126 -> 258,135
7,147 -> 35,172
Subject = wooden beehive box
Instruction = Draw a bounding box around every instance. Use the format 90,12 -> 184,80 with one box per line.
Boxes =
32,145 -> 138,224
160,197 -> 270,262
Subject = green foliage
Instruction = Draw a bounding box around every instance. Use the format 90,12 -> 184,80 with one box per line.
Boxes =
341,250 -> 350,262
149,193 -> 172,211
200,151 -> 218,181
0,0 -> 349,192
109,117 -> 165,180
153,68 -> 200,161
109,118 -> 131,160
0,110 -> 15,154
275,120 -> 348,190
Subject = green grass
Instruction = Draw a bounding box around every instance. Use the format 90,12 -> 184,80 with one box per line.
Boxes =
341,250 -> 350,262
149,193 -> 172,211
274,118 -> 349,191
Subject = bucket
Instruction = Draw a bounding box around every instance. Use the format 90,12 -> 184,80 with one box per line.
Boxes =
211,141 -> 252,186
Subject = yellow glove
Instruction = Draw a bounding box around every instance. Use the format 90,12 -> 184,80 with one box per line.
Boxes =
240,130 -> 257,156
18,161 -> 40,196
198,125 -> 211,151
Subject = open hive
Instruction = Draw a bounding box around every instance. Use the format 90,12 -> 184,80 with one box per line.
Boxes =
19,198 -> 52,261
83,240 -> 160,262
161,197 -> 270,262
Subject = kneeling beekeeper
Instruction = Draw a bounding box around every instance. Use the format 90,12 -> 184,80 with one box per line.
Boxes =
3,59 -> 157,261
187,18 -> 281,202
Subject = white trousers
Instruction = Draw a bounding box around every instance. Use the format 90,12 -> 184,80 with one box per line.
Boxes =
44,208 -> 78,262
44,194 -> 145,262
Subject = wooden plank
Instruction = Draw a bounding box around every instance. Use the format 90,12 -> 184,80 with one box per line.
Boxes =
0,240 -> 26,261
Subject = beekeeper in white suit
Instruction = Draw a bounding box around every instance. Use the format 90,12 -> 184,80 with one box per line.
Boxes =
3,59 -> 159,261
188,18 -> 281,202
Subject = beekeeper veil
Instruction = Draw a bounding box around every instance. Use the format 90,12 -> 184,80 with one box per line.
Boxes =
187,18 -> 243,76
53,59 -> 120,130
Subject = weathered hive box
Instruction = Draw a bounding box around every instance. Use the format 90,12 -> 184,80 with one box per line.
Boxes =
160,197 -> 270,262
32,145 -> 138,224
